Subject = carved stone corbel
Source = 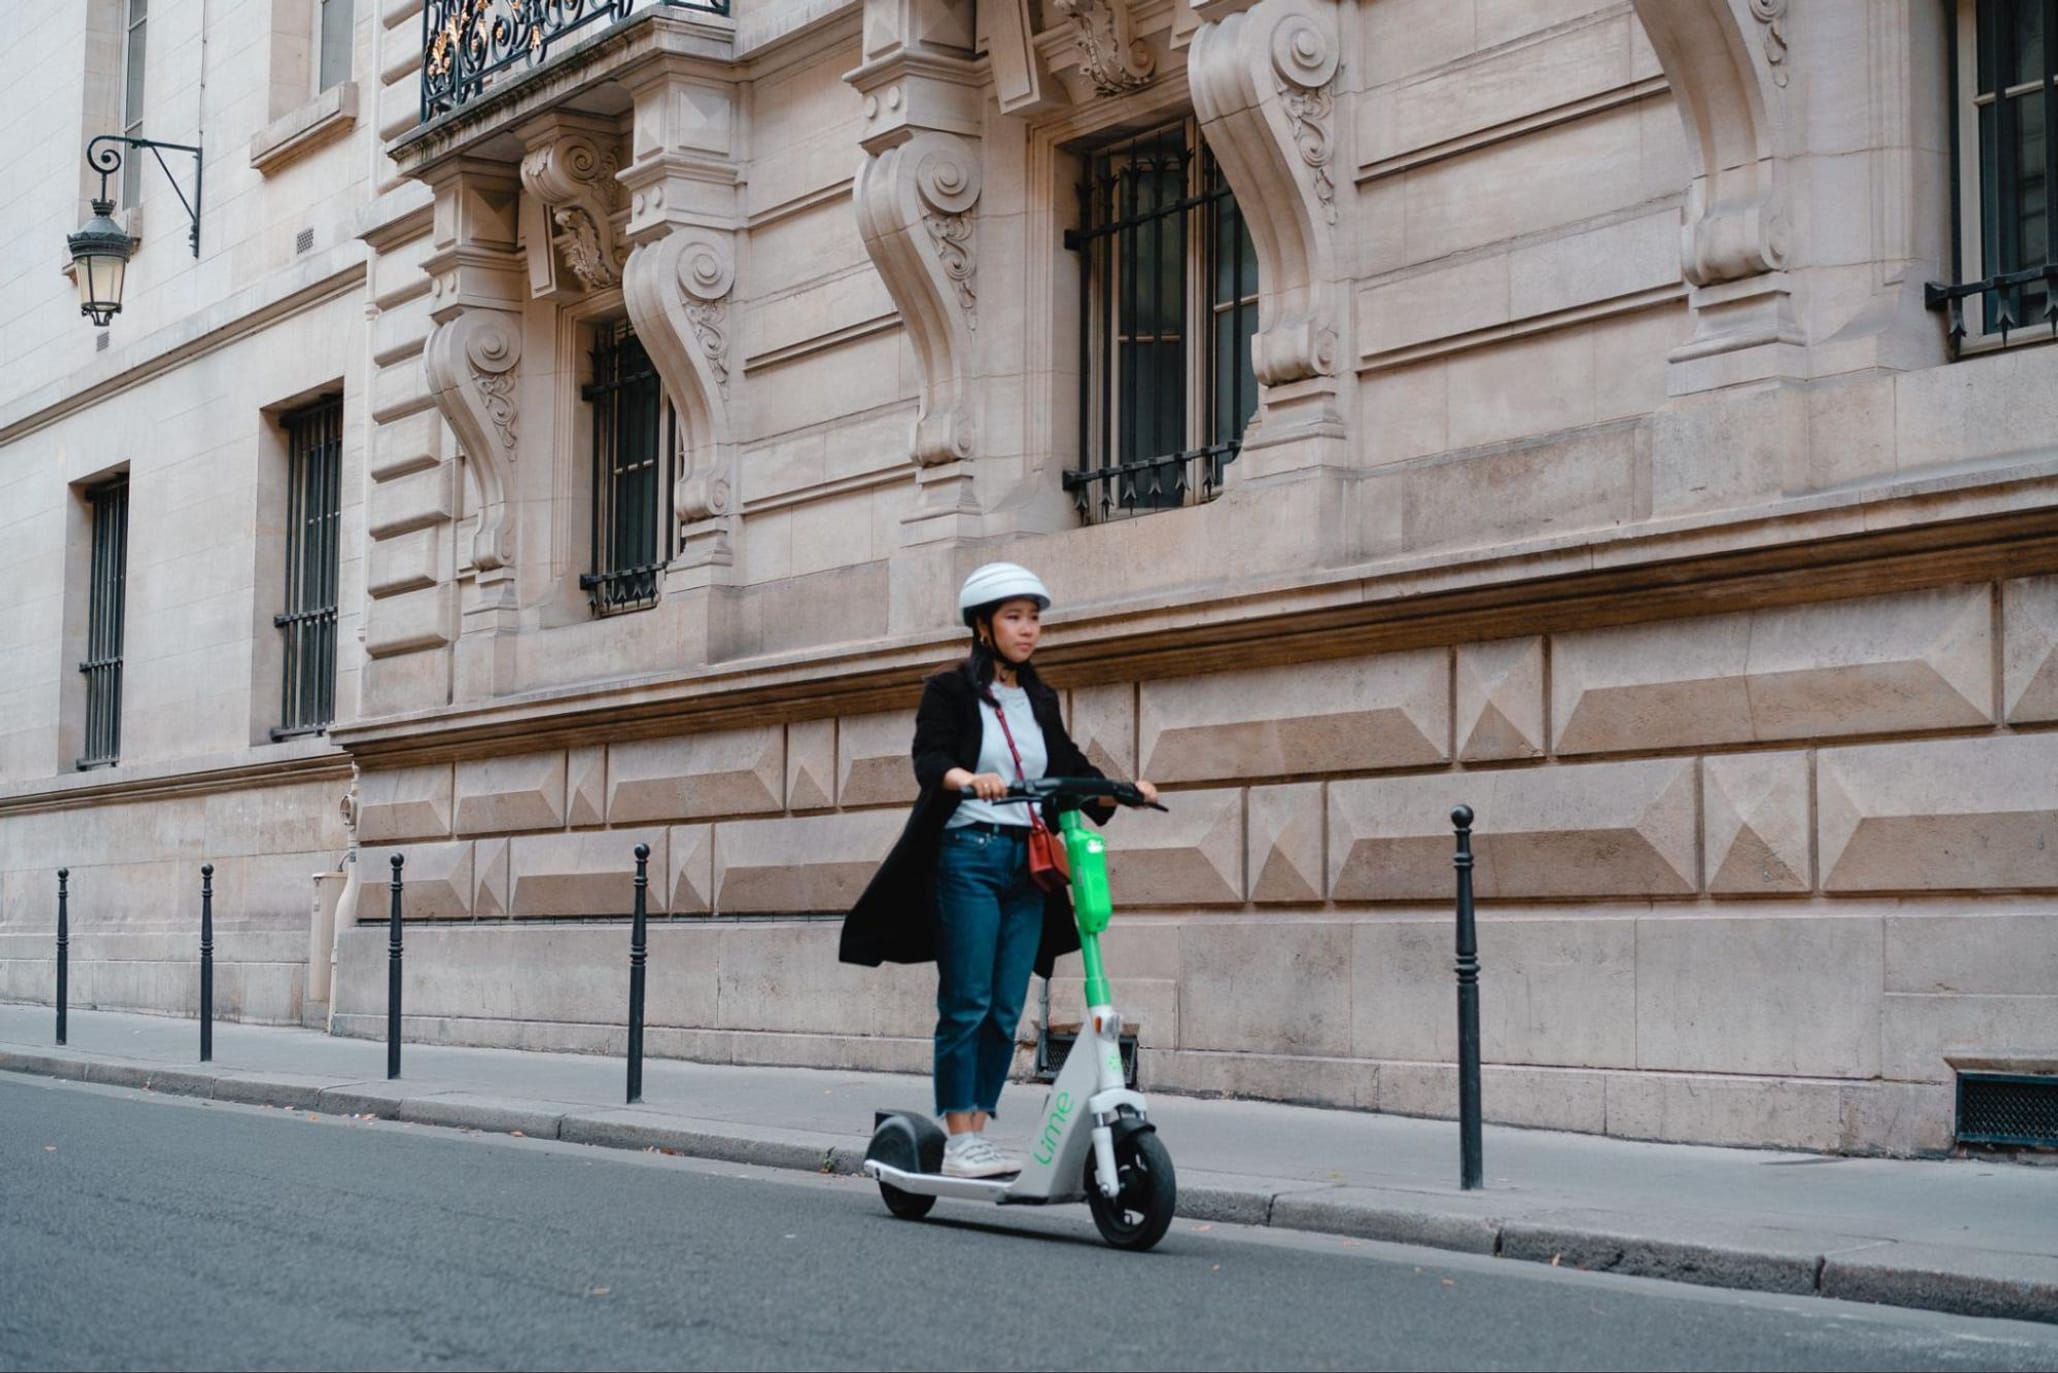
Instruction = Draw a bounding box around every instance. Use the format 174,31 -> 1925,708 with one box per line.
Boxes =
1630,0 -> 1803,386
1190,0 -> 1346,453
1053,0 -> 1156,95
518,119 -> 627,297
622,228 -> 736,566
853,130 -> 982,467
423,306 -> 523,571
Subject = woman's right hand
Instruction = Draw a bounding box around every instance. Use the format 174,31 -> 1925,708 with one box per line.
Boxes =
944,768 -> 1010,801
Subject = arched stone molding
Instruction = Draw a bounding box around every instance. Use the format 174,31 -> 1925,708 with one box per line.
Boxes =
853,130 -> 983,470
1190,0 -> 1348,465
1629,0 -> 1803,385
622,227 -> 737,572
423,305 -> 523,573
518,115 -> 627,298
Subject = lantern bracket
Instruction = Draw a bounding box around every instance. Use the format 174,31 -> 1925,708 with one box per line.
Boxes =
85,134 -> 203,256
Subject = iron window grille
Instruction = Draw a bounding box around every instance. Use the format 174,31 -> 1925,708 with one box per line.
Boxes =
421,0 -> 731,124
1956,1070 -> 2058,1147
275,397 -> 343,739
1065,120 -> 1259,524
1929,0 -> 2058,347
78,477 -> 130,770
581,323 -> 675,615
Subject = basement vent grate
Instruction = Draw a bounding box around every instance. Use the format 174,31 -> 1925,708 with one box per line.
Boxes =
1034,1026 -> 1139,1089
95,331 -> 109,352
1956,1071 -> 2058,1147
295,227 -> 315,255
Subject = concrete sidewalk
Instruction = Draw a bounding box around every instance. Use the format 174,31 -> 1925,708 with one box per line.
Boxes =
3,1003 -> 2053,1325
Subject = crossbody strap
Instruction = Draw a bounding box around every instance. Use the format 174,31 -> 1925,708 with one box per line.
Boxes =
986,695 -> 1050,835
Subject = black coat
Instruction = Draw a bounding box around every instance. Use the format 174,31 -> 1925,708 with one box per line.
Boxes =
839,661 -> 1113,980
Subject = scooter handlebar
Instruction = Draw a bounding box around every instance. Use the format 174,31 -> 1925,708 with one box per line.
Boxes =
957,777 -> 1168,811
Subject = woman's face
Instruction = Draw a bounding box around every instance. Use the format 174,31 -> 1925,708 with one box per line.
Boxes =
986,598 -> 1043,665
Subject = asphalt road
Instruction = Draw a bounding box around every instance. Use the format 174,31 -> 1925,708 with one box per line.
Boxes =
3,1073 -> 2055,1372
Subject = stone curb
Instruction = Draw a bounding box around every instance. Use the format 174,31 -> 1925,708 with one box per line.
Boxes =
3,1050 -> 2052,1326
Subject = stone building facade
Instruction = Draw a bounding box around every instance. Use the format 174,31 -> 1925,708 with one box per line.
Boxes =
3,0 -> 2054,1155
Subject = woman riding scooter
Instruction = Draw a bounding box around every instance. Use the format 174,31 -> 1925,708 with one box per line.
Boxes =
840,563 -> 1159,1179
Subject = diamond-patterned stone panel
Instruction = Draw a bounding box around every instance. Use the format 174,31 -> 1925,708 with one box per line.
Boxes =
567,747 -> 605,826
509,829 -> 669,917
786,720 -> 835,811
1071,684 -> 1137,780
837,712 -> 917,808
1248,783 -> 1325,903
2003,576 -> 2058,722
1702,751 -> 1811,894
474,837 -> 511,919
606,729 -> 784,823
1553,586 -> 1993,755
715,811 -> 905,913
1455,637 -> 1545,761
355,765 -> 454,843
669,824 -> 714,914
1330,758 -> 1698,900
353,840 -> 472,921
1139,651 -> 1448,783
1106,787 -> 1245,907
454,751 -> 567,836
1818,734 -> 2058,891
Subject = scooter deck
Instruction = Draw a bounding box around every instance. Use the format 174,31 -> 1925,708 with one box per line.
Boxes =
863,1159 -> 1057,1204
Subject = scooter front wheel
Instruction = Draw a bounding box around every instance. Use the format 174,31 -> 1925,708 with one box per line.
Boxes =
1087,1129 -> 1176,1251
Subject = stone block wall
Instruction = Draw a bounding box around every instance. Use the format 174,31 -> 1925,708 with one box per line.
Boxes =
325,574 -> 2058,1153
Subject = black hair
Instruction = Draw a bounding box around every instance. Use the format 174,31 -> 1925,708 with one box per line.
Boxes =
959,602 -> 1047,699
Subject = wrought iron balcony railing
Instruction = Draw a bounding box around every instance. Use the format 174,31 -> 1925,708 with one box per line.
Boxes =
421,0 -> 729,124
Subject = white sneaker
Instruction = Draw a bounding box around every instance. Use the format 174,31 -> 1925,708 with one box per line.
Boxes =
942,1132 -> 1020,1179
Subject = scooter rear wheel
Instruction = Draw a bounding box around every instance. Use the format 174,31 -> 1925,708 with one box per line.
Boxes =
1087,1129 -> 1176,1251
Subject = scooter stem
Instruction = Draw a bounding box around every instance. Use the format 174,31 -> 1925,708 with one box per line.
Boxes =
1059,809 -> 1113,1007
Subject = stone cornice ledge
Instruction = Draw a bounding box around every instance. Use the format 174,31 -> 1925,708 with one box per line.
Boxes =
0,739 -> 350,816
331,455 -> 2058,763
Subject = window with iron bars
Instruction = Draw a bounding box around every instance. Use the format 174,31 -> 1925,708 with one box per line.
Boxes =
1065,120 -> 1259,523
79,476 -> 130,770
1930,0 -> 2058,346
581,323 -> 675,614
275,397 -> 342,738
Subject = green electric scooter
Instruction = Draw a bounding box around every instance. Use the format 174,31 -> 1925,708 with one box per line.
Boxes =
862,777 -> 1177,1251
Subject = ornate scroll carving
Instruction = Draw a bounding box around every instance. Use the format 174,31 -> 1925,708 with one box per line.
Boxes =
1191,0 -> 1342,389
1750,0 -> 1790,87
1270,11 -> 1338,225
1052,0 -> 1155,96
623,229 -> 736,534
519,128 -> 626,294
854,130 -> 983,465
423,308 -> 523,571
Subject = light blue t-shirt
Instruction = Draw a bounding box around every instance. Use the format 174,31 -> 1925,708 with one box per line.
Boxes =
949,683 -> 1048,829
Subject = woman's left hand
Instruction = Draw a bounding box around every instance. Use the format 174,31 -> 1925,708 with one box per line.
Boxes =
1132,779 -> 1159,806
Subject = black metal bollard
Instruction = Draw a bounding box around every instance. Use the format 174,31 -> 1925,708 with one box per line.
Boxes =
387,854 -> 404,1080
626,843 -> 650,1105
55,869 -> 69,1046
1452,805 -> 1483,1191
200,864 -> 215,1063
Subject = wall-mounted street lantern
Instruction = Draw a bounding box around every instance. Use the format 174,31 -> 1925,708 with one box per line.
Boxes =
65,134 -> 203,327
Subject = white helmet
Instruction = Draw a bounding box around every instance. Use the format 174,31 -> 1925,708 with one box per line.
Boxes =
958,561 -> 1051,626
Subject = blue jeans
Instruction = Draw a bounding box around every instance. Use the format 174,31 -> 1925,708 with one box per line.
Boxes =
933,826 -> 1043,1117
